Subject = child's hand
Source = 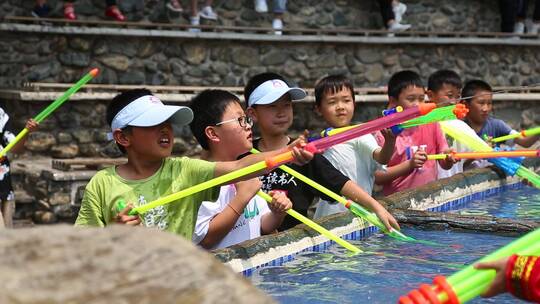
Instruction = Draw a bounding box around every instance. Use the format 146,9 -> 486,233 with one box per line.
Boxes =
290,144 -> 313,166
114,203 -> 141,226
235,178 -> 262,200
409,150 -> 427,169
26,119 -> 39,133
268,191 -> 292,214
474,257 -> 509,298
374,207 -> 400,232
381,128 -> 396,142
443,148 -> 458,165
288,130 -> 309,149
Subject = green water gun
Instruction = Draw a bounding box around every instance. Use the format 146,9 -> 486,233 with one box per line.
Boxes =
0,68 -> 99,158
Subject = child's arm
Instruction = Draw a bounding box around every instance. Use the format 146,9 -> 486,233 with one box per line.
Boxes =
340,181 -> 400,231
374,150 -> 427,185
9,119 -> 38,154
260,191 -> 291,234
214,146 -> 313,179
514,134 -> 539,148
373,129 -> 396,165
198,179 -> 261,249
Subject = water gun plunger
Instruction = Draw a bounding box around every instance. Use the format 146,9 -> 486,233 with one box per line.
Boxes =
316,104 -> 468,140
128,103 -> 436,215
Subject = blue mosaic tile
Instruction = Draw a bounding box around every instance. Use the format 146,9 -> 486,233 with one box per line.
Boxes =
240,182 -> 523,276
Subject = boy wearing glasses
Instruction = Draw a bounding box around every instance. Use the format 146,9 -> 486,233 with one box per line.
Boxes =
190,90 -> 291,249
75,89 -> 313,240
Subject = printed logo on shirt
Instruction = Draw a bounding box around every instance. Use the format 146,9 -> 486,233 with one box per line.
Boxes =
138,195 -> 168,230
260,172 -> 297,192
243,203 -> 260,219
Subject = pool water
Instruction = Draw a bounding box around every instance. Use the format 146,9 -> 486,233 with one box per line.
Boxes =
250,228 -> 527,303
449,186 -> 540,220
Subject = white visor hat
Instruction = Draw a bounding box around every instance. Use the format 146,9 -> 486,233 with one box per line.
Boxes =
247,79 -> 307,107
109,95 -> 193,138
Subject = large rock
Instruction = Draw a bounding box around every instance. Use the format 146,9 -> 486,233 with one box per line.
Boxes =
0,226 -> 274,304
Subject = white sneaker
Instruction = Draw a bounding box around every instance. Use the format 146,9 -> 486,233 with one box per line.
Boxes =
254,0 -> 268,13
199,6 -> 218,20
272,18 -> 283,35
388,22 -> 411,32
392,2 -> 407,24
514,21 -> 525,34
529,23 -> 540,35
189,16 -> 201,33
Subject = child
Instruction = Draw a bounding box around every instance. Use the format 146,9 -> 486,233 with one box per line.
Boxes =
375,70 -> 456,195
0,110 -> 38,228
190,89 -> 291,250
463,80 -> 539,148
75,89 -> 312,240
312,74 -> 396,218
426,70 -> 482,179
245,72 -> 399,232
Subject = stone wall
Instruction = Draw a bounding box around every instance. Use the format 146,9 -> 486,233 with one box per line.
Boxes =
2,32 -> 540,90
2,0 -> 505,32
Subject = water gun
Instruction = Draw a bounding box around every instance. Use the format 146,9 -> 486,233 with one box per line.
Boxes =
427,150 -> 540,160
0,68 -> 99,158
440,122 -> 540,189
315,104 -> 467,140
491,126 -> 540,143
398,228 -> 540,304
126,103 -> 437,216
116,192 -> 363,254
250,148 -> 423,244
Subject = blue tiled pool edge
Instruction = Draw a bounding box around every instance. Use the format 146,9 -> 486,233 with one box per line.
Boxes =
213,166 -> 535,276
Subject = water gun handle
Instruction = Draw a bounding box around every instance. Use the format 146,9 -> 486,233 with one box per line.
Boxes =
115,199 -> 138,216
382,106 -> 404,135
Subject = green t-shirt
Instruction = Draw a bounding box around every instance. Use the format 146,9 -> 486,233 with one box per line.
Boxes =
75,157 -> 217,239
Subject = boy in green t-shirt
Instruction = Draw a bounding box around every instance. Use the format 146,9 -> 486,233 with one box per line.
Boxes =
75,89 -> 312,240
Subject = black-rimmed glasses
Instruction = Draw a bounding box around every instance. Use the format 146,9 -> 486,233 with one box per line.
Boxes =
215,116 -> 253,128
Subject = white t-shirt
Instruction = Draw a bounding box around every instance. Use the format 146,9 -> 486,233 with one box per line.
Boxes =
314,134 -> 381,219
192,184 -> 270,250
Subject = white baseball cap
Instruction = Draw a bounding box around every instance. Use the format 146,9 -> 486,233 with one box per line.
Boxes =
247,79 -> 307,107
109,95 -> 193,136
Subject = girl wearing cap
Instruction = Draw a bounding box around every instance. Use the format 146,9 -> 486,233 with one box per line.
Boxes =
245,73 -> 400,232
75,89 -> 313,240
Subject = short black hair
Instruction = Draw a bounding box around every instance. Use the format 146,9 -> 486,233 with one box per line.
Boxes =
190,89 -> 241,150
462,80 -> 492,102
106,88 -> 153,153
427,70 -> 463,92
314,74 -> 355,106
387,70 -> 424,99
243,72 -> 286,105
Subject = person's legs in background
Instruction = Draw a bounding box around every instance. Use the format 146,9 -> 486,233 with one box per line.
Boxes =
499,0 -> 518,33
530,0 -> 540,34
272,0 -> 287,35
378,0 -> 410,31
32,0 -> 50,18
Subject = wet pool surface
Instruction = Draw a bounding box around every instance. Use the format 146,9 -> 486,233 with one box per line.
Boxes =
250,228 -> 527,303
449,186 -> 540,220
